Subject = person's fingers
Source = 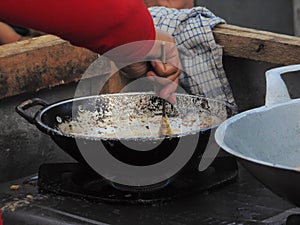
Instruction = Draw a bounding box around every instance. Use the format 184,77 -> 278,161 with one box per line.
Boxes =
146,70 -> 178,85
151,61 -> 178,77
147,71 -> 178,104
160,77 -> 178,104
120,62 -> 148,78
167,93 -> 177,104
118,28 -> 182,105
146,29 -> 179,62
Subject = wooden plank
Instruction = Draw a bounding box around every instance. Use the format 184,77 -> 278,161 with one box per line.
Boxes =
213,24 -> 300,65
2,25 -> 300,100
0,35 -> 98,99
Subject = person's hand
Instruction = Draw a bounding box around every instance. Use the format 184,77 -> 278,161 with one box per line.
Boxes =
146,29 -> 181,104
0,22 -> 21,44
121,29 -> 181,104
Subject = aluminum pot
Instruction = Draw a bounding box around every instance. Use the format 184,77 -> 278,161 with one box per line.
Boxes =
16,92 -> 234,191
215,64 -> 300,206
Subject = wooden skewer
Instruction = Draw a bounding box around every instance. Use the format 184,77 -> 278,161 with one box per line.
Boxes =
161,41 -> 167,117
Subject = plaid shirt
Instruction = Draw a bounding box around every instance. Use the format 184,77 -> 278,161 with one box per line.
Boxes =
149,6 -> 235,105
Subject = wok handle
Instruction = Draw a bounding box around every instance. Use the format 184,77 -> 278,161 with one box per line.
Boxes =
16,98 -> 49,124
265,64 -> 300,107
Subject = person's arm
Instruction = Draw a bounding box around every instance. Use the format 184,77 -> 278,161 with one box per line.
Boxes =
0,0 -> 181,103
0,0 -> 155,58
144,0 -> 194,9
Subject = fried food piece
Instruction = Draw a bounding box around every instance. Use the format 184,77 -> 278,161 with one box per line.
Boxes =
158,115 -> 174,136
9,185 -> 20,191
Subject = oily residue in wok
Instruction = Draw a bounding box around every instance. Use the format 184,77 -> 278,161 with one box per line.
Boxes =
55,94 -> 226,139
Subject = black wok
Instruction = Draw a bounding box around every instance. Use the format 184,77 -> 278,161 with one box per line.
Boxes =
16,92 -> 234,191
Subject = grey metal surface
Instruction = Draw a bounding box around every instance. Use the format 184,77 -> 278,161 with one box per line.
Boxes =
0,84 -> 76,182
293,0 -> 300,36
195,0 -> 300,112
195,0 -> 294,35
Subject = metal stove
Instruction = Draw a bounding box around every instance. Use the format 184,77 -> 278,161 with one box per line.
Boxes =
0,154 -> 298,225
37,157 -> 237,205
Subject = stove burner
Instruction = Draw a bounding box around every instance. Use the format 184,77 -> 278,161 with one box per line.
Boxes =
37,157 -> 237,205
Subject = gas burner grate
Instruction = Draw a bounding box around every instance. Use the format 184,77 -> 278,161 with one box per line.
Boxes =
37,157 -> 238,205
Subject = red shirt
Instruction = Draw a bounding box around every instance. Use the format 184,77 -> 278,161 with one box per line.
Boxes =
0,0 -> 155,61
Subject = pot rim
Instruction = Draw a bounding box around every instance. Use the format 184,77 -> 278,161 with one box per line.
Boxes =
215,97 -> 300,173
35,92 -> 236,141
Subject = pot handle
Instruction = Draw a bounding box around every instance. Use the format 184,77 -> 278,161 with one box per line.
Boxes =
265,64 -> 300,107
16,98 -> 49,124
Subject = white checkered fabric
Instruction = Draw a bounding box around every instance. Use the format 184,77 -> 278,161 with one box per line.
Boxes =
149,6 -> 235,105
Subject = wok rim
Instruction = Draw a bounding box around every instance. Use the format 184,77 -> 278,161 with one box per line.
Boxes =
215,98 -> 300,173
35,92 -> 236,141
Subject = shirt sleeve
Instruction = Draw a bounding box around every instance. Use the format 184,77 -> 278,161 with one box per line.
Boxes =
0,0 -> 155,61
